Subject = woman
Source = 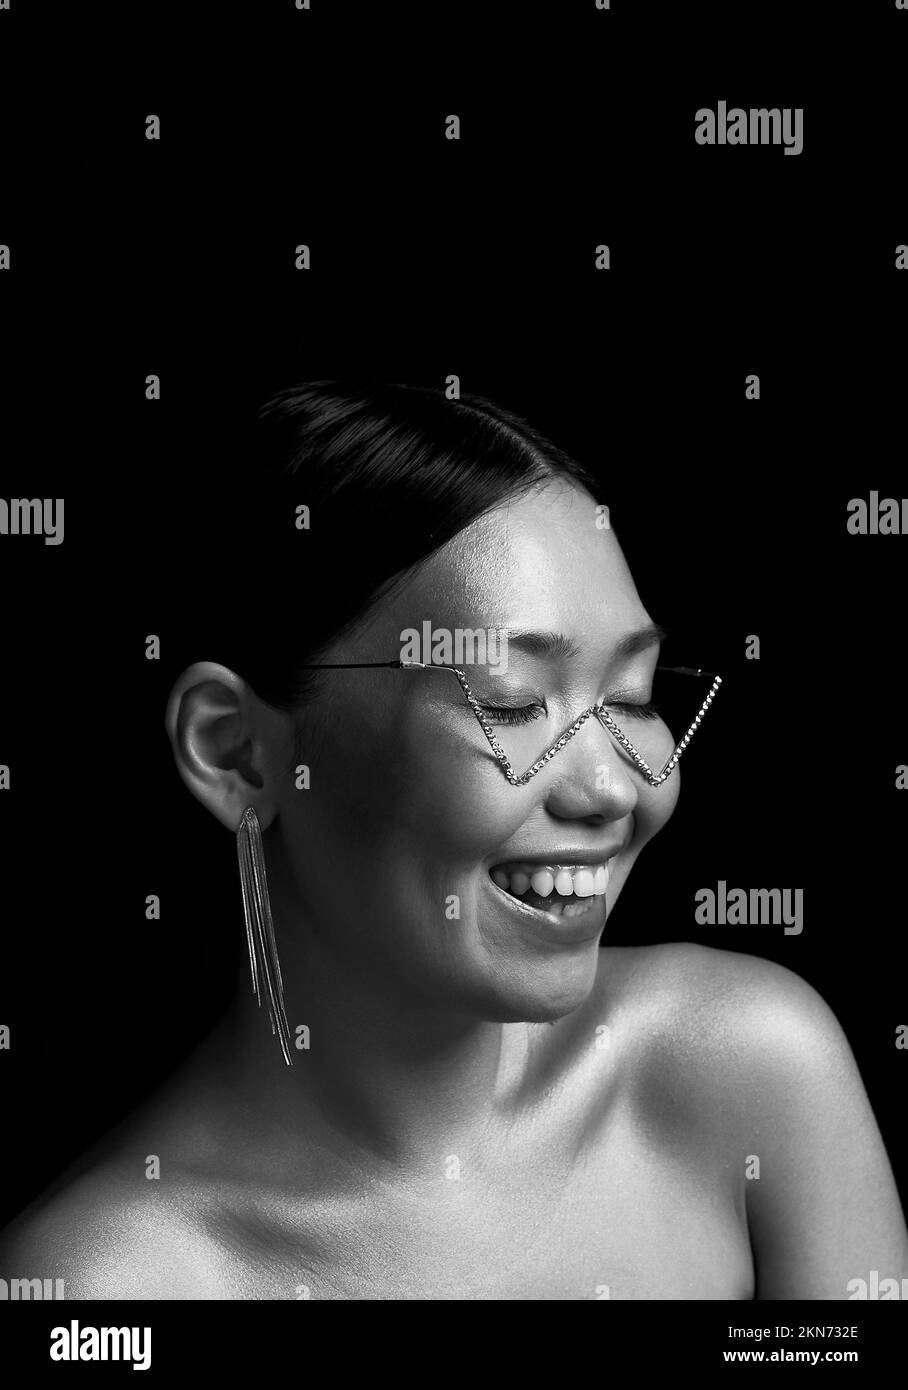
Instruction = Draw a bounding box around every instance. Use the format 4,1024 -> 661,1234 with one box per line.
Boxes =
2,382 -> 906,1299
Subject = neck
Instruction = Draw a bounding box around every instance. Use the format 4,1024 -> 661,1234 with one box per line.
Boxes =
204,864 -> 534,1181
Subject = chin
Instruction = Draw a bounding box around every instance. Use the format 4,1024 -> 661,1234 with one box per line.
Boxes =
460,951 -> 602,1024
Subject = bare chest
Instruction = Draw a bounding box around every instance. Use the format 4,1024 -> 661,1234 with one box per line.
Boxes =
204,1118 -> 754,1300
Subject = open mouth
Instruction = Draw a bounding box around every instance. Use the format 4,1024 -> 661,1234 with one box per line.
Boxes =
489,861 -> 611,919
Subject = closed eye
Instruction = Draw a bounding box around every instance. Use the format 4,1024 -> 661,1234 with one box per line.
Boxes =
603,701 -> 661,722
478,703 -> 546,726
479,700 -> 662,726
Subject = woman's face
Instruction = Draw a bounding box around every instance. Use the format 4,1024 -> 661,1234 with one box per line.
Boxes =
274,478 -> 680,1021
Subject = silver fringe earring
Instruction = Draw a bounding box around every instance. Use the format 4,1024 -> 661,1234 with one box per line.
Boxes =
236,806 -> 294,1067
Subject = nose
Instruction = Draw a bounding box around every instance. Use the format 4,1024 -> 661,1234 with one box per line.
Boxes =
540,712 -> 640,822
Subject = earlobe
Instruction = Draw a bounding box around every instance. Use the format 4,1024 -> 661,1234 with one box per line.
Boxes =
164,661 -> 281,832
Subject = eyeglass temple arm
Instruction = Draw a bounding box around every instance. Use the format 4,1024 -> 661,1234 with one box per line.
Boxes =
657,665 -> 717,680
296,661 -> 417,669
298,660 -> 718,681
297,660 -> 471,673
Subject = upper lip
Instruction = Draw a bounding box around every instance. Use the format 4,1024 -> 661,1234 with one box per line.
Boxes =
489,843 -> 626,868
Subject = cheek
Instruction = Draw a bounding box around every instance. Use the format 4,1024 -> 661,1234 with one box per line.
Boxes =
630,758 -> 681,846
292,696 -> 510,864
392,713 -> 520,856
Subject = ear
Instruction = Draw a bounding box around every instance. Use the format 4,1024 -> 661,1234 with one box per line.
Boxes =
164,662 -> 293,833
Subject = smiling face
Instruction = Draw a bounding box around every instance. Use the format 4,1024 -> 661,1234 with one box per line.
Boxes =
273,476 -> 680,1022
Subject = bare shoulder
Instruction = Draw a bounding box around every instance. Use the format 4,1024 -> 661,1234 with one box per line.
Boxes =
592,942 -> 908,1297
587,940 -> 869,1134
596,938 -> 849,1060
0,1157 -> 231,1299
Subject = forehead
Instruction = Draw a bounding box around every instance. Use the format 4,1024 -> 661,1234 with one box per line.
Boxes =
378,477 -> 651,642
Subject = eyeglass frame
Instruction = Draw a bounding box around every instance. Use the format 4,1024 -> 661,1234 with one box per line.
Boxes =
296,658 -> 723,788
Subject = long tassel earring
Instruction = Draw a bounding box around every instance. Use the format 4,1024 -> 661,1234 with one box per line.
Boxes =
236,805 -> 294,1067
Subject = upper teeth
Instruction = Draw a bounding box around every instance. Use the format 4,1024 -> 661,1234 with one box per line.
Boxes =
490,862 -> 610,899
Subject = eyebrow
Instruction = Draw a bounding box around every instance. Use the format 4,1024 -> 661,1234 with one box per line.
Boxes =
505,622 -> 668,663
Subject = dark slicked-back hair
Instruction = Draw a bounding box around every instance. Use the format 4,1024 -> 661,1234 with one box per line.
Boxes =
165,380 -> 599,710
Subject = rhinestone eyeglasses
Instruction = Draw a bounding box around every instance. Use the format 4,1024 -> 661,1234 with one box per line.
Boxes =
298,659 -> 722,787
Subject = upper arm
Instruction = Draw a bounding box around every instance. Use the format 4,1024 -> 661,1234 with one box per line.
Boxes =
735,960 -> 908,1299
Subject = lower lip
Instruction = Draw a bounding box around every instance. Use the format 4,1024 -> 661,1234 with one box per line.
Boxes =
485,873 -> 610,946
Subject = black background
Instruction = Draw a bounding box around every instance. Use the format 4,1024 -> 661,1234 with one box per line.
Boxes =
1,0 -> 906,1250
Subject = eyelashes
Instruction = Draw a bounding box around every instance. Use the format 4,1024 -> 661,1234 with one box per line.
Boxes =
606,701 -> 661,723
479,700 -> 662,726
479,703 -> 546,727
